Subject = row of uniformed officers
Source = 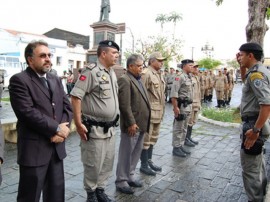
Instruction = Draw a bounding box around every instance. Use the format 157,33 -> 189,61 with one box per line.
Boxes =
165,66 -> 235,108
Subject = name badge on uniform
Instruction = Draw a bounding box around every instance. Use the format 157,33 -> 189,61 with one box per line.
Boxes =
99,81 -> 109,84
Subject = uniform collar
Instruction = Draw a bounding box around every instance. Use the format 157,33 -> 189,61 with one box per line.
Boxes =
97,59 -> 111,73
148,65 -> 160,74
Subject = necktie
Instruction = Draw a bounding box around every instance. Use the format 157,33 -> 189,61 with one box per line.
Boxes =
40,77 -> 49,89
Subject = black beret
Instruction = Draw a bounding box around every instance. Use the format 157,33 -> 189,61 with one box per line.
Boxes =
99,40 -> 120,51
239,42 -> 263,52
181,59 -> 194,65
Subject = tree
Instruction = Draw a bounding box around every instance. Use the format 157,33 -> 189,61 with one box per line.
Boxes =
155,14 -> 168,32
197,58 -> 222,69
226,59 -> 239,69
167,12 -> 182,38
216,0 -> 270,47
124,35 -> 183,68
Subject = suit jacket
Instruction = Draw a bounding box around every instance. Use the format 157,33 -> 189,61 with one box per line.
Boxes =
9,67 -> 73,167
118,71 -> 151,133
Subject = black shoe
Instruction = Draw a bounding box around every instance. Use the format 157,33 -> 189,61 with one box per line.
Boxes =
188,137 -> 199,145
95,188 -> 114,202
116,186 -> 134,194
184,138 -> 195,147
140,165 -> 156,176
172,147 -> 187,157
180,146 -> 191,155
148,160 -> 162,172
128,180 -> 143,187
87,191 -> 98,202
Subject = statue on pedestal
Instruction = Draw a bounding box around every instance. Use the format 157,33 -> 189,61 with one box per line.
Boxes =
99,0 -> 110,21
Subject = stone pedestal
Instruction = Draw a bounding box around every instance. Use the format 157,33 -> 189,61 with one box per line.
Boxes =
87,21 -> 119,63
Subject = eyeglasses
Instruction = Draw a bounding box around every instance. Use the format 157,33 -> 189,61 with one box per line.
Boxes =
34,53 -> 53,59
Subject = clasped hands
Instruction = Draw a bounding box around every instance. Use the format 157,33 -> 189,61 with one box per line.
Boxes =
50,122 -> 70,143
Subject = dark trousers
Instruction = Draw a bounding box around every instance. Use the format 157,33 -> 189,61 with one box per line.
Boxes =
17,150 -> 64,202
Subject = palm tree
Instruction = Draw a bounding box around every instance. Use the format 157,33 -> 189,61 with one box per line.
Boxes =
155,14 -> 168,32
167,12 -> 182,38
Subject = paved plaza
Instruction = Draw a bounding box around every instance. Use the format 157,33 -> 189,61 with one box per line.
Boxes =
1,83 -> 270,202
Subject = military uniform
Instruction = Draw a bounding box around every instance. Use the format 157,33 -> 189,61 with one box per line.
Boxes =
166,72 -> 175,102
0,70 -> 4,107
141,66 -> 165,149
214,73 -> 227,107
208,71 -> 215,102
71,61 -> 119,192
204,71 -> 210,102
226,71 -> 234,105
171,68 -> 193,155
239,42 -> 270,202
199,72 -> 206,102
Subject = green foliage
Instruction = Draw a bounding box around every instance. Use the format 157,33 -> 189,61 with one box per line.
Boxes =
226,59 -> 239,69
202,107 -> 241,123
267,7 -> 270,20
1,97 -> 10,102
197,58 -> 222,69
215,0 -> 223,6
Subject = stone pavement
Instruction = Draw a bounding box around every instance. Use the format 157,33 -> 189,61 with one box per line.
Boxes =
1,84 -> 270,202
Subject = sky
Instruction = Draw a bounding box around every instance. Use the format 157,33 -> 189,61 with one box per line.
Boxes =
1,0 -> 270,62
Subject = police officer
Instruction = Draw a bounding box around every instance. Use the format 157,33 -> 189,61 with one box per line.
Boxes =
226,69 -> 234,105
71,40 -> 120,202
166,67 -> 175,103
140,52 -> 166,176
214,69 -> 227,108
171,59 -> 194,157
199,70 -> 206,103
223,68 -> 229,105
0,70 -> 4,107
204,70 -> 210,103
186,64 -> 200,145
237,42 -> 270,202
208,70 -> 215,102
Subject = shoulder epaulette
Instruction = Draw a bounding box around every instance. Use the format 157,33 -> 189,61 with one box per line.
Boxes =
85,62 -> 97,70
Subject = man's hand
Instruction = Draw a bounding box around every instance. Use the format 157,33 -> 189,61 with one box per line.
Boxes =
56,122 -> 70,139
173,107 -> 180,118
76,123 -> 88,141
51,135 -> 65,143
128,124 -> 139,136
244,129 -> 259,149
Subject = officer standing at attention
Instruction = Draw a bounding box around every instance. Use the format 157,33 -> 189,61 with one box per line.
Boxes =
186,63 -> 200,146
0,70 -> 4,107
166,67 -> 175,103
237,42 -> 270,202
71,40 -> 120,202
140,52 -> 166,176
214,70 -> 227,108
171,59 -> 194,157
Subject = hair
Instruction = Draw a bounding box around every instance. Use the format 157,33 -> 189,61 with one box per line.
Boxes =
245,50 -> 264,61
148,57 -> 156,66
24,40 -> 48,65
97,46 -> 109,57
126,54 -> 144,69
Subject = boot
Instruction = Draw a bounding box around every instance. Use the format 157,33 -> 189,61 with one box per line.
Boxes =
96,188 -> 113,202
215,100 -> 221,108
184,138 -> 196,147
148,145 -> 162,171
221,100 -> 226,107
186,125 -> 198,145
208,94 -> 213,102
203,95 -> 208,103
87,191 -> 98,202
227,97 -> 231,105
172,147 -> 187,157
140,149 -> 156,176
180,146 -> 191,154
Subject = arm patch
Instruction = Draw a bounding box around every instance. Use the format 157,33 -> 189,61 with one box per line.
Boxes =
250,72 -> 263,81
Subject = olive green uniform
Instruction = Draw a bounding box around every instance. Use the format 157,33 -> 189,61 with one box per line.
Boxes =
70,60 -> 119,191
171,72 -> 193,147
240,63 -> 270,202
214,74 -> 227,100
166,73 -> 175,101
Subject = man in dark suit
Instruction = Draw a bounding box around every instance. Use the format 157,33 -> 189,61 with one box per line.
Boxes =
9,40 -> 73,202
115,54 -> 151,194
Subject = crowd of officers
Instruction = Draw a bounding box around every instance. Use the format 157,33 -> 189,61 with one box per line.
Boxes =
164,66 -> 235,108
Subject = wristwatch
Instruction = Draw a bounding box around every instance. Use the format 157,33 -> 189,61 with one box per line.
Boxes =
252,127 -> 261,133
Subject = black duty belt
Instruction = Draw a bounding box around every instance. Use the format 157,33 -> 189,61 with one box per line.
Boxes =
241,115 -> 258,122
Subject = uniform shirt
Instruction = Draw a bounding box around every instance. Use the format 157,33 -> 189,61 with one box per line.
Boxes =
241,63 -> 270,117
214,75 -> 227,91
171,71 -> 193,112
199,74 -> 206,90
166,73 -> 175,89
141,66 -> 165,123
191,75 -> 201,110
71,60 -> 119,122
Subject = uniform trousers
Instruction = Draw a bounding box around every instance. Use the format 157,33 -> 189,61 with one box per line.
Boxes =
200,88 -> 205,100
228,88 -> 233,98
188,109 -> 199,126
172,112 -> 191,147
224,88 -> 229,101
215,90 -> 224,100
240,149 -> 267,202
81,135 -> 115,191
115,131 -> 144,187
17,148 -> 64,202
143,122 -> 161,149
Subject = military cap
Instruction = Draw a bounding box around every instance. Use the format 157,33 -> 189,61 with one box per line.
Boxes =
224,68 -> 227,70
149,52 -> 167,61
239,42 -> 263,52
181,59 -> 194,65
98,40 -> 120,51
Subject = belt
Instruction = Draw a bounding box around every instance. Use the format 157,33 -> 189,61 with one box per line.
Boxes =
241,115 -> 258,122
84,115 -> 119,133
